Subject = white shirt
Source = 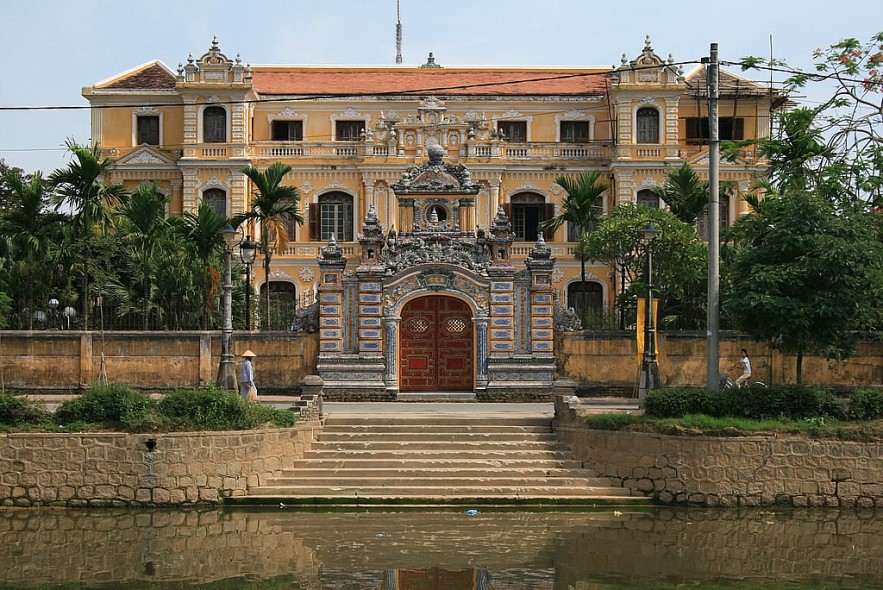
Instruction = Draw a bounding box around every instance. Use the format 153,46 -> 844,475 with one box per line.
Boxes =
740,355 -> 751,376
239,359 -> 254,384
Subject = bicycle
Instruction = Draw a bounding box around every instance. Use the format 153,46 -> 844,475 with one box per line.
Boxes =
719,371 -> 768,390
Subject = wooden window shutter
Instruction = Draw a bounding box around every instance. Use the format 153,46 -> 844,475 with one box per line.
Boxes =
543,203 -> 556,240
309,203 -> 319,241
733,118 -> 744,140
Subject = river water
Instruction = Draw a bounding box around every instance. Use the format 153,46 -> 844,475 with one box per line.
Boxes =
1,507 -> 881,589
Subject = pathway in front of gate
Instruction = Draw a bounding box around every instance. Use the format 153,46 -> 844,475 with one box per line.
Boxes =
232,398 -> 649,507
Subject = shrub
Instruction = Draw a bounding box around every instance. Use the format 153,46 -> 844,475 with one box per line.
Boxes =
644,387 -> 715,418
55,384 -> 154,429
717,383 -> 842,420
157,387 -> 296,430
0,393 -> 52,427
157,387 -> 249,430
849,389 -> 883,420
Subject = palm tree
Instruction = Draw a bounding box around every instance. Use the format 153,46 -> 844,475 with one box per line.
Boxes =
539,170 -> 609,325
176,201 -> 228,329
113,182 -> 171,329
650,164 -> 708,225
48,140 -> 127,326
233,163 -> 303,330
0,168 -> 65,328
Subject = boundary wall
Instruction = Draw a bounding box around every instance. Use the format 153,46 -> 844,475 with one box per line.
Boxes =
554,396 -> 883,508
0,331 -> 318,391
0,424 -> 317,507
2,330 -> 882,391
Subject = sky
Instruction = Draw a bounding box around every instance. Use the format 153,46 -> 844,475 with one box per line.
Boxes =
1,0 -> 879,174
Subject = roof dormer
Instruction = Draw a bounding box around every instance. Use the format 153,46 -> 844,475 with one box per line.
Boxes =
178,36 -> 251,85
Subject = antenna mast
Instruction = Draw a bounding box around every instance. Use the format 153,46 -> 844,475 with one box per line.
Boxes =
395,0 -> 403,64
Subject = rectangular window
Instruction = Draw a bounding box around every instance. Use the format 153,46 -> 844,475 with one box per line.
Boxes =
560,121 -> 589,143
136,115 -> 160,145
686,117 -> 744,144
320,202 -> 353,241
498,121 -> 527,142
512,204 -> 542,241
272,120 -> 304,141
335,120 -> 365,141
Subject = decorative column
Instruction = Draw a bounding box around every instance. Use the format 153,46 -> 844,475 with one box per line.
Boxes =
474,317 -> 489,389
383,317 -> 400,391
525,233 -> 556,355
317,235 -> 347,355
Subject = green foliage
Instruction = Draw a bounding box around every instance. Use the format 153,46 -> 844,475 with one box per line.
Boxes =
583,412 -> 640,430
647,384 -> 843,421
54,384 -> 154,429
849,389 -> 883,420
644,387 -> 715,418
650,164 -> 708,224
723,190 -> 883,382
157,387 -> 295,430
0,392 -> 52,426
585,203 -> 708,329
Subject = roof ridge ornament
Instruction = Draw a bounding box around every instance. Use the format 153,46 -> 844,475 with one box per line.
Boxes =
419,52 -> 443,69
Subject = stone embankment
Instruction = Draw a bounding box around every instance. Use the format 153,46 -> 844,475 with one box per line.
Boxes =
555,395 -> 883,507
0,426 -> 316,507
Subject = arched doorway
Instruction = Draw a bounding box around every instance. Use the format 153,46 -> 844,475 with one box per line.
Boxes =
400,295 -> 473,391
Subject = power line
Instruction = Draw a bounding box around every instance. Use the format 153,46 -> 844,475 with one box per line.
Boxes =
0,61 -> 702,112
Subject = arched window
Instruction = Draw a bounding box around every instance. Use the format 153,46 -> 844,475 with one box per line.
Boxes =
568,281 -> 604,315
202,188 -> 227,218
636,189 -> 659,209
636,107 -> 659,144
506,192 -> 551,242
261,281 -> 297,330
309,192 -> 354,241
203,106 -> 227,143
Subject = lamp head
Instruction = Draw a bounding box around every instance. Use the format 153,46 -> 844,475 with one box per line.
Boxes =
643,223 -> 658,243
239,236 -> 257,264
219,223 -> 240,250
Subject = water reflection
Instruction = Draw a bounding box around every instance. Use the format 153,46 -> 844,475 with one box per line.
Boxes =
1,507 -> 881,589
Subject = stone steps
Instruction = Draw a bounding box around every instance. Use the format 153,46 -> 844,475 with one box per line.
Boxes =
240,413 -> 647,506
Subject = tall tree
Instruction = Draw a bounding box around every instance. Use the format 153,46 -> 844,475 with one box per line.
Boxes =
539,170 -> 609,325
111,182 -> 171,329
724,190 -> 883,383
234,162 -> 302,330
0,168 -> 65,328
48,140 -> 127,326
584,204 -> 707,329
650,164 -> 709,225
176,200 -> 228,329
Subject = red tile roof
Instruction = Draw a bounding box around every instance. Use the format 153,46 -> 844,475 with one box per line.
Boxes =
251,68 -> 610,97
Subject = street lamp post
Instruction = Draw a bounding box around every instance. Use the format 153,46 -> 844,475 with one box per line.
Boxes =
638,223 -> 660,404
216,223 -> 241,390
239,236 -> 257,331
48,298 -> 59,330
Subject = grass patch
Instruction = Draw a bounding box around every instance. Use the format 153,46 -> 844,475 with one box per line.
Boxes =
583,412 -> 883,441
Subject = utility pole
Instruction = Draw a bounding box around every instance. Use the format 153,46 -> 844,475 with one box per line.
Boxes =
706,43 -> 721,391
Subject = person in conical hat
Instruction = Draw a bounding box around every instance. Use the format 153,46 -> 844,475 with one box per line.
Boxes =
239,350 -> 257,401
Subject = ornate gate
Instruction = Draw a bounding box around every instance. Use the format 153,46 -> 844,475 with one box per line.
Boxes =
400,295 -> 473,391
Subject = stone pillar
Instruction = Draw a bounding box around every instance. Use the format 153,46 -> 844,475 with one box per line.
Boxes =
474,317 -> 489,389
525,234 -> 556,355
317,237 -> 347,355
489,180 -> 501,217
383,317 -> 400,391
357,280 -> 383,354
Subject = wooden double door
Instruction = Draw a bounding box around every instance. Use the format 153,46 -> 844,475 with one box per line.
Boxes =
399,295 -> 474,391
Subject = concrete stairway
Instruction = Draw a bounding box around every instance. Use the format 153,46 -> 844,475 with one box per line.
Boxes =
241,414 -> 649,506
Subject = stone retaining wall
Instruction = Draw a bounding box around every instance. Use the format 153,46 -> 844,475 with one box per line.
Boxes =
0,424 -> 317,507
555,400 -> 883,507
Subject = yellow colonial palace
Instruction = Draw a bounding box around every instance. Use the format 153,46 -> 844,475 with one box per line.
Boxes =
83,36 -> 780,398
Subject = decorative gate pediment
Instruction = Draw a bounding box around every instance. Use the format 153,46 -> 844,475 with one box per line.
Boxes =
384,264 -> 489,316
